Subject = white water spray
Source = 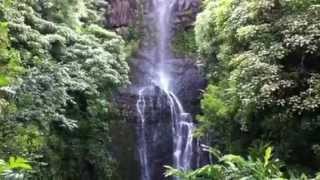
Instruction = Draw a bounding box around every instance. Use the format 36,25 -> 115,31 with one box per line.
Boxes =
136,88 -> 151,180
136,0 -> 197,179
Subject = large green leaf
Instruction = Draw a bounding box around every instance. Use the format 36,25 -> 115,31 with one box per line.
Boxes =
8,157 -> 32,170
0,75 -> 9,86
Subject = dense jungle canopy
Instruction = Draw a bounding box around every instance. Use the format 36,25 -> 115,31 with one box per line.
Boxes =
0,0 -> 320,179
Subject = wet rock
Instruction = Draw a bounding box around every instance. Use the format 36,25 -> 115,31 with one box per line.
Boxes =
107,0 -> 137,27
105,0 -> 200,30
109,0 -> 205,179
173,0 -> 201,28
114,54 -> 206,180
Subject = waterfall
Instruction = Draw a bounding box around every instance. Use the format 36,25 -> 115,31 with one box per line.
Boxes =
155,0 -> 173,64
136,88 -> 151,180
136,0 -> 197,179
167,91 -> 195,171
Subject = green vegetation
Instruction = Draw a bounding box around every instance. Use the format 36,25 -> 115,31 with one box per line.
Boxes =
166,145 -> 320,179
0,156 -> 32,179
168,0 -> 320,179
172,29 -> 198,58
1,0 -> 320,179
0,0 -> 129,179
0,14 -> 23,87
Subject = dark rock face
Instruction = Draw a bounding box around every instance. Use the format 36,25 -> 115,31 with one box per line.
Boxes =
162,59 -> 205,115
107,0 -> 138,27
113,53 -> 206,180
173,0 -> 201,28
138,87 -> 174,180
106,0 -> 200,29
109,0 -> 205,179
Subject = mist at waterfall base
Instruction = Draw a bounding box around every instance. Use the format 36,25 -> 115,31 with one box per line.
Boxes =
136,71 -> 197,180
135,0 -> 203,180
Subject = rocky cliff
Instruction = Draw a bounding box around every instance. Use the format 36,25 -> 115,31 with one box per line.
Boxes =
114,57 -> 206,180
107,0 -> 138,27
106,0 -> 200,28
173,0 -> 200,28
108,0 -> 205,179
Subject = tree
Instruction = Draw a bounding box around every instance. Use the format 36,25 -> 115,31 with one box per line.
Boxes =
195,0 -> 320,171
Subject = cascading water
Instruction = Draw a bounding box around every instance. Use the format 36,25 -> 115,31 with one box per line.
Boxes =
136,0 -> 198,179
157,71 -> 195,171
155,0 -> 172,64
137,88 -> 151,180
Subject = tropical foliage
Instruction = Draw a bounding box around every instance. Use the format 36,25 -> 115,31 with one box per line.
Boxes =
0,157 -> 32,179
165,146 -> 320,180
1,0 -> 320,179
194,0 -> 320,174
0,0 -> 129,179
